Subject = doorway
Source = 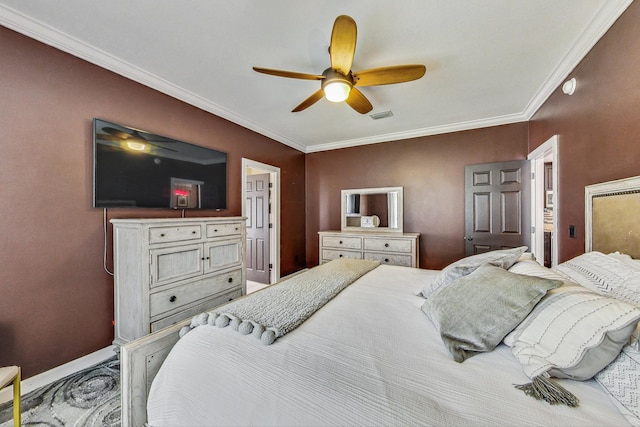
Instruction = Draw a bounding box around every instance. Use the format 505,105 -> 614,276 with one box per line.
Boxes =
241,158 -> 280,284
528,135 -> 559,267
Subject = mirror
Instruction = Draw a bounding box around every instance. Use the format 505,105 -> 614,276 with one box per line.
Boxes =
341,187 -> 403,233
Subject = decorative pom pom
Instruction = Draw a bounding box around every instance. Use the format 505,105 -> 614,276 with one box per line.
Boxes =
261,329 -> 276,345
252,324 -> 265,339
191,312 -> 209,328
230,317 -> 241,331
238,320 -> 254,335
207,313 -> 219,326
215,314 -> 230,328
179,326 -> 192,338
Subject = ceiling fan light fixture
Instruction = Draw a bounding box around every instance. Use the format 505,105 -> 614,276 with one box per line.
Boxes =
126,141 -> 147,151
323,80 -> 351,102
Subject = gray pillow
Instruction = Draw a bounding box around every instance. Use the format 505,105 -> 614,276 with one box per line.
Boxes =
421,263 -> 561,362
420,246 -> 527,298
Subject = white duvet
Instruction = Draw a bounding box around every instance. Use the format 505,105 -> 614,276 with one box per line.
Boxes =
147,265 -> 630,426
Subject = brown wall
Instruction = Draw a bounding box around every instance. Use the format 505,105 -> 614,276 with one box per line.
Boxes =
0,27 -> 305,378
305,123 -> 529,270
529,1 -> 640,263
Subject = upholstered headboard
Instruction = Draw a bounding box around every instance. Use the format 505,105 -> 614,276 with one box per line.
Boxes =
585,175 -> 640,259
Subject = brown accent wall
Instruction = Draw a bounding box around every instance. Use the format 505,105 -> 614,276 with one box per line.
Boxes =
529,1 -> 640,262
305,123 -> 529,269
0,27 -> 305,378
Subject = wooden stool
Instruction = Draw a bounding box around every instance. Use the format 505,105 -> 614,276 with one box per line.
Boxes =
0,366 -> 21,427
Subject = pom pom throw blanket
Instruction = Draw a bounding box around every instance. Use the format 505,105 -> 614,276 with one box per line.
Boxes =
181,258 -> 380,344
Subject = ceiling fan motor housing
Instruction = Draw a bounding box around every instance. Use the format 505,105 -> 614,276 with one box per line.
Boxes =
321,68 -> 353,102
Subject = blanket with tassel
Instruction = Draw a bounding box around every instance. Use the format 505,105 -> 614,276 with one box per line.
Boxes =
180,258 -> 380,345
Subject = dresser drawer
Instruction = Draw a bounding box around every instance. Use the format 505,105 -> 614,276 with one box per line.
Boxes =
150,269 -> 242,317
364,252 -> 414,267
322,235 -> 362,250
322,249 -> 363,261
364,237 -> 413,253
150,288 -> 242,332
206,223 -> 242,238
149,225 -> 202,244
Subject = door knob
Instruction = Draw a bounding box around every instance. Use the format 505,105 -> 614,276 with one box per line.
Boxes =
463,236 -> 473,241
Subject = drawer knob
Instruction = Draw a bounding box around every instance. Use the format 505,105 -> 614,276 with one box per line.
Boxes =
384,258 -> 390,263
339,240 -> 343,244
339,254 -> 343,258
192,231 -> 196,234
228,277 -> 233,283
214,229 -> 218,232
160,233 -> 165,237
169,295 -> 177,303
384,243 -> 389,247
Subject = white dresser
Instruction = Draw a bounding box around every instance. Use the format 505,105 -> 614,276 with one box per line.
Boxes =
318,230 -> 420,268
111,217 -> 246,346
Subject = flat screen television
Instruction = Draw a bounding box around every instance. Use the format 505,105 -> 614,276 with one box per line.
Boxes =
93,118 -> 227,210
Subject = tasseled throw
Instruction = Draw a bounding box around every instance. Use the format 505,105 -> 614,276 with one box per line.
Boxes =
515,375 -> 579,407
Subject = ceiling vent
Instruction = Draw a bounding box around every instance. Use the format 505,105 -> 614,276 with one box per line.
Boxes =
369,111 -> 394,120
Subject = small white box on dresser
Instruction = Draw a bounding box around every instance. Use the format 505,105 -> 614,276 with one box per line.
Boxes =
111,217 -> 246,347
318,230 -> 420,267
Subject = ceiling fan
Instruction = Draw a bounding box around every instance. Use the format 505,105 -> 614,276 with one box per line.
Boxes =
253,15 -> 426,114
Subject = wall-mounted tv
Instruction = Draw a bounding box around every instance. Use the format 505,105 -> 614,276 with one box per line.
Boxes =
93,118 -> 227,210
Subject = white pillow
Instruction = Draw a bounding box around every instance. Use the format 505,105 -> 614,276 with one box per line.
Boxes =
510,284 -> 640,381
419,246 -> 527,298
595,345 -> 640,426
608,251 -> 640,271
508,259 -> 568,282
554,251 -> 640,309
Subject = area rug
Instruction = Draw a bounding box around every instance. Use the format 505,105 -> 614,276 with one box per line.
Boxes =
0,356 -> 120,426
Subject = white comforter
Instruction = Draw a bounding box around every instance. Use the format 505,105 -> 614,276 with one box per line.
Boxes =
147,265 -> 630,426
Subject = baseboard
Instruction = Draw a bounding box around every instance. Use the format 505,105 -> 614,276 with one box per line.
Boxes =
0,346 -> 117,404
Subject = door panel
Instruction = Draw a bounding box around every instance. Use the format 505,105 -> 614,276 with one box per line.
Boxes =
246,173 -> 270,283
465,160 -> 530,256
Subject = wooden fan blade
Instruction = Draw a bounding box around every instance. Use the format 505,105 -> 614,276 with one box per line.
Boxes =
330,15 -> 357,76
253,67 -> 324,81
292,89 -> 325,112
353,65 -> 426,87
345,87 -> 373,114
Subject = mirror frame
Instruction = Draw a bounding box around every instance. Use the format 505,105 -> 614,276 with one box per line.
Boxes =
341,186 -> 404,233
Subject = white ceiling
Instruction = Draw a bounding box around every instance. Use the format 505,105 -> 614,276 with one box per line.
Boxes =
0,1 -> 632,153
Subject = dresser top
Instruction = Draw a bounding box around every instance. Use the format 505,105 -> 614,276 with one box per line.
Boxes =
319,230 -> 419,238
111,216 -> 246,224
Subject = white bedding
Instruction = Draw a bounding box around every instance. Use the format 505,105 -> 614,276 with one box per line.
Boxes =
147,265 -> 630,426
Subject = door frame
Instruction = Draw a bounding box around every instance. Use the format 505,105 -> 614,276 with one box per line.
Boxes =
241,158 -> 280,283
527,135 -> 559,266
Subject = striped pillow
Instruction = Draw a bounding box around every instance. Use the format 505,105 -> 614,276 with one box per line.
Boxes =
508,259 -> 568,282
510,285 -> 640,381
553,251 -> 637,296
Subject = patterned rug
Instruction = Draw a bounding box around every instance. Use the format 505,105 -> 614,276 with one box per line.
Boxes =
0,356 -> 120,426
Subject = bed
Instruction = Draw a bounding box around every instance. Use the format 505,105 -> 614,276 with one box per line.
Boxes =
121,175 -> 640,426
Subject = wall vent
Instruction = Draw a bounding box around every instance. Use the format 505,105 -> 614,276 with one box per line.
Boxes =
369,110 -> 393,120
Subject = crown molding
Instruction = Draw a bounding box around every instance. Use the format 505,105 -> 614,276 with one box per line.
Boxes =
1,1 -> 632,154
305,113 -> 527,153
522,0 -> 633,119
0,4 -> 307,153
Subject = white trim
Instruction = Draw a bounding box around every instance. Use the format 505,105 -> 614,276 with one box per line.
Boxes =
0,1 -> 631,154
0,346 -> 116,404
523,0 -> 633,121
528,135 -> 559,266
585,175 -> 640,253
241,158 -> 281,283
